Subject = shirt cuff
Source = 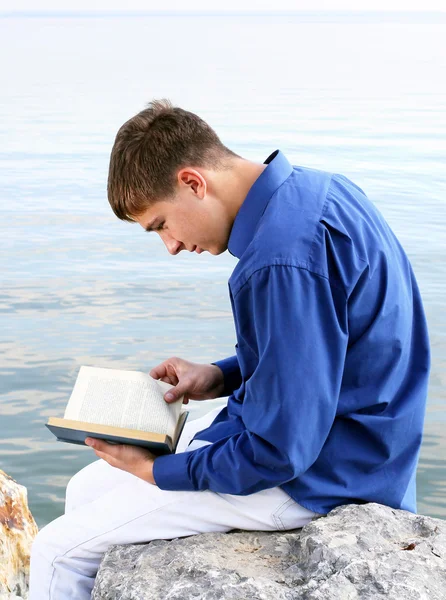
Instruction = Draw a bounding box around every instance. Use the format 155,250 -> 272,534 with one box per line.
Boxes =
152,451 -> 197,492
212,355 -> 242,396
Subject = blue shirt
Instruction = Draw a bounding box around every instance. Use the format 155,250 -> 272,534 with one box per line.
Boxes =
153,150 -> 430,515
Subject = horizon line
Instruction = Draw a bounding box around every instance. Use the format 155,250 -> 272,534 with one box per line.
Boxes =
2,9 -> 446,17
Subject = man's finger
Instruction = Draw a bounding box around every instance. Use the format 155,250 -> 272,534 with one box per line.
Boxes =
161,375 -> 178,385
92,448 -> 113,463
85,438 -> 121,455
164,383 -> 187,403
149,364 -> 168,379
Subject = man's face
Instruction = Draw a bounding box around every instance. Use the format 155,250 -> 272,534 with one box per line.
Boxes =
135,170 -> 231,256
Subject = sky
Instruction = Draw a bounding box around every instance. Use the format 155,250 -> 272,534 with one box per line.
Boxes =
2,0 -> 446,12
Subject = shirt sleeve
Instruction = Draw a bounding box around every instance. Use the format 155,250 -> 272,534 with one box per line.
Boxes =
211,355 -> 242,396
153,265 -> 348,495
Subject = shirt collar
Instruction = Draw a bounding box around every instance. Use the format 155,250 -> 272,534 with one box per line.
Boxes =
228,150 -> 293,258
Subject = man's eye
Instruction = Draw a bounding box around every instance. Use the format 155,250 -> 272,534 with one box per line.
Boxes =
156,222 -> 165,231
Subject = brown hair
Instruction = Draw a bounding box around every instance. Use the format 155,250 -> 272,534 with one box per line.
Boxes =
107,99 -> 238,221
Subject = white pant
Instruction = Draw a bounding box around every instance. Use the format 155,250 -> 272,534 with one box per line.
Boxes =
29,404 -> 319,599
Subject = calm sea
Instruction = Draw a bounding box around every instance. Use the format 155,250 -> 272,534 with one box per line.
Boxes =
0,12 -> 445,528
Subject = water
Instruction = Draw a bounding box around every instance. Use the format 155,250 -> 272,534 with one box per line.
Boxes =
0,12 -> 445,528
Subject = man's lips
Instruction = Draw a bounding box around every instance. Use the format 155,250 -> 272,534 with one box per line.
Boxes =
188,245 -> 204,254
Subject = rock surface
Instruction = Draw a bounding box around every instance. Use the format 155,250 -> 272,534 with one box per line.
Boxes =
0,469 -> 37,600
0,470 -> 38,600
92,502 -> 446,600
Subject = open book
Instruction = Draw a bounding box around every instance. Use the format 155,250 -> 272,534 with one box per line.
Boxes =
46,366 -> 189,455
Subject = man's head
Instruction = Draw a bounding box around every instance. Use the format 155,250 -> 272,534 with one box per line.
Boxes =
107,99 -> 246,255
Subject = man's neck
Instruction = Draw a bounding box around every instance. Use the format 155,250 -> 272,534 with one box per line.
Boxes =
218,157 -> 267,224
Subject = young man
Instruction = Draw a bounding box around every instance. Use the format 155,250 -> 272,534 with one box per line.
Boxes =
29,99 -> 430,598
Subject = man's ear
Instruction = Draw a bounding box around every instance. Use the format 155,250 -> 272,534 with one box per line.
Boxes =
177,168 -> 207,199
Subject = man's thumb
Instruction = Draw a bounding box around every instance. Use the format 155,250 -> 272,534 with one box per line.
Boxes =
164,384 -> 186,403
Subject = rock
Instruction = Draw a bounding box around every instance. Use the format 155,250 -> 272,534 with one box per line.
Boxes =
92,502 -> 446,600
0,470 -> 38,600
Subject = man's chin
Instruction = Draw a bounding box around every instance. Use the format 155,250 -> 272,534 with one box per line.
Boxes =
199,241 -> 228,256
210,246 -> 228,256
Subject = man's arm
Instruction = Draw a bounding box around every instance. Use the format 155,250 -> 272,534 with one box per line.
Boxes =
212,355 -> 242,397
153,265 -> 348,495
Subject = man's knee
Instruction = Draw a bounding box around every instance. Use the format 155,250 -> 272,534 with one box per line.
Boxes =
66,469 -> 86,513
65,460 -> 102,512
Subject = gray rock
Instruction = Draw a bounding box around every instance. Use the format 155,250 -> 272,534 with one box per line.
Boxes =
92,503 -> 446,600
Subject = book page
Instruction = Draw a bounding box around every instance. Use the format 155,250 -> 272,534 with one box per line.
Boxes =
64,366 -> 182,437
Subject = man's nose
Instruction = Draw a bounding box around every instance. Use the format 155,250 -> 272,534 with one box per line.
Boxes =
160,232 -> 183,255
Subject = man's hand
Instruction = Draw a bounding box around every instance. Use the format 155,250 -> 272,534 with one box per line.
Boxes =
85,438 -> 157,485
150,357 -> 225,405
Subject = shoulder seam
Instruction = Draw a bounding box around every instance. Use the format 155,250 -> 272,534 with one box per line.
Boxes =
231,263 -> 347,300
